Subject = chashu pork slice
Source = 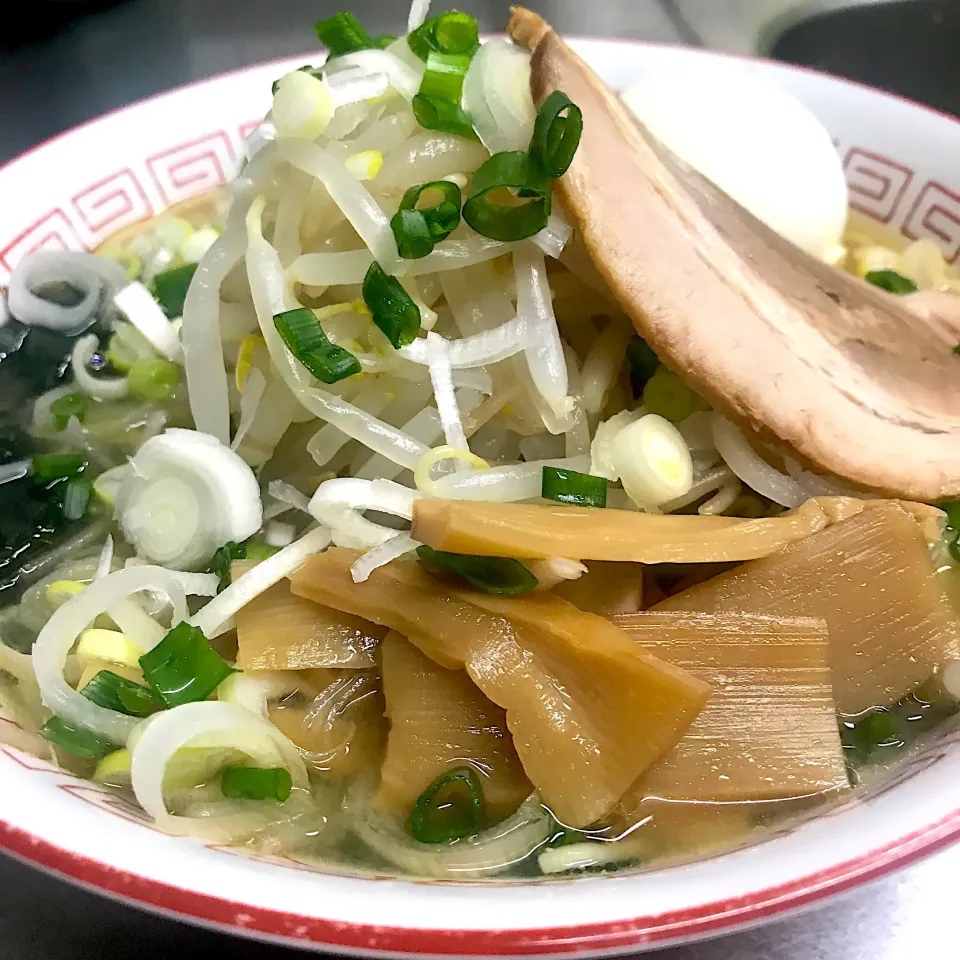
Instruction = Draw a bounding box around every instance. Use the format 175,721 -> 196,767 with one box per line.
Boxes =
508,7 -> 960,502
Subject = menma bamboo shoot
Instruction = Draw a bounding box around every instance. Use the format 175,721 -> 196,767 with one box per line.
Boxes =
290,548 -> 710,827
378,631 -> 531,822
412,497 -> 865,562
656,501 -> 960,715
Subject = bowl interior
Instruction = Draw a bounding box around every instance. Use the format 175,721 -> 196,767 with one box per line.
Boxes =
1,38 -> 960,957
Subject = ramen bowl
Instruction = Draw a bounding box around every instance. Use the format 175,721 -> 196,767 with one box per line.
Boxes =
1,37 -> 959,957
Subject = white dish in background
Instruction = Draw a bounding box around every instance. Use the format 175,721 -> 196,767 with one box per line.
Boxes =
1,37 -> 959,957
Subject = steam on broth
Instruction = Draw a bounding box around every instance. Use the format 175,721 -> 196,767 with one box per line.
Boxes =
1,2 -> 959,882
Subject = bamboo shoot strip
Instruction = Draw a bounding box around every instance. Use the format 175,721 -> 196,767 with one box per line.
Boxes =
412,496 -> 865,562
656,501 -> 960,716
614,612 -> 848,804
290,547 -> 710,827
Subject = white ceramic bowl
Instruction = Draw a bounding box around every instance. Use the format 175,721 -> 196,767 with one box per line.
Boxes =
1,38 -> 959,957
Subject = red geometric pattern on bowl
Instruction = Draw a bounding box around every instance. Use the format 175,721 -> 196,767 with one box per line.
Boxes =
902,180 -> 960,263
842,146 -> 914,224
146,132 -> 236,207
0,208 -> 84,275
72,168 -> 155,243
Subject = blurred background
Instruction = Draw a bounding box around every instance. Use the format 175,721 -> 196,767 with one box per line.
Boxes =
2,0 -> 958,165
1,1 -> 959,958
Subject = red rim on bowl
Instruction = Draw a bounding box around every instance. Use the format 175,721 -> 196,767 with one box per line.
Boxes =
0,43 -> 959,956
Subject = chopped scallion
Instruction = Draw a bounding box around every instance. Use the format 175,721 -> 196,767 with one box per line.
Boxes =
390,209 -> 435,260
41,716 -> 114,760
221,765 -> 293,802
626,338 -> 660,396
362,263 -> 421,348
412,95 -> 479,141
399,181 -> 462,242
408,766 -> 485,843
81,670 -> 163,718
542,466 -> 608,508
408,11 -> 479,59
32,453 -> 86,483
127,357 -> 179,400
62,476 -> 93,522
531,90 -> 583,179
49,392 -> 89,431
418,50 -> 472,105
152,263 -> 198,318
139,621 -> 236,708
208,540 -> 247,593
462,151 -> 551,241
416,545 -> 538,596
641,368 -> 703,423
865,269 -> 918,294
375,34 -> 397,49
313,11 -> 376,55
274,308 -> 362,384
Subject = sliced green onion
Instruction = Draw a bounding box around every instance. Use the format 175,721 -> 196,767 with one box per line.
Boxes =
362,263 -> 421,348
32,453 -> 86,482
152,263 -> 198,318
408,11 -> 479,59
531,90 -> 584,179
938,500 -> 960,531
865,269 -> 918,294
62,476 -> 93,522
127,357 -> 179,400
542,466 -> 608,508
274,308 -> 362,384
399,181 -> 462,242
953,344 -> 960,356
626,338 -> 660,393
81,670 -> 163,718
462,151 -> 551,242
390,209 -> 435,260
313,11 -> 376,55
243,538 -> 280,563
221,765 -> 293,802
375,34 -> 398,49
139,621 -> 236,708
412,95 -> 479,141
41,716 -> 114,760
416,545 -> 538,596
209,540 -> 247,593
419,50 -> 472,104
641,368 -> 702,423
49,392 -> 89,431
408,766 -> 485,843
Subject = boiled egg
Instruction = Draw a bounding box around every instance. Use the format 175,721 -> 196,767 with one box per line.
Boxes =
621,67 -> 848,261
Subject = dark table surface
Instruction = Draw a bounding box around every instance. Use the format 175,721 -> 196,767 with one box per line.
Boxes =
2,1 -> 959,957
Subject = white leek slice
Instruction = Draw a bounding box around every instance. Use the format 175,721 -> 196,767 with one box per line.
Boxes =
188,525 -> 332,639
346,784 -> 551,878
32,566 -> 187,743
114,282 -> 183,360
130,701 -> 309,830
217,670 -> 300,719
613,414 -> 694,508
75,628 -> 142,669
116,428 -> 262,569
273,71 -> 336,140
461,39 -> 536,155
72,334 -> 128,400
93,464 -> 130,506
